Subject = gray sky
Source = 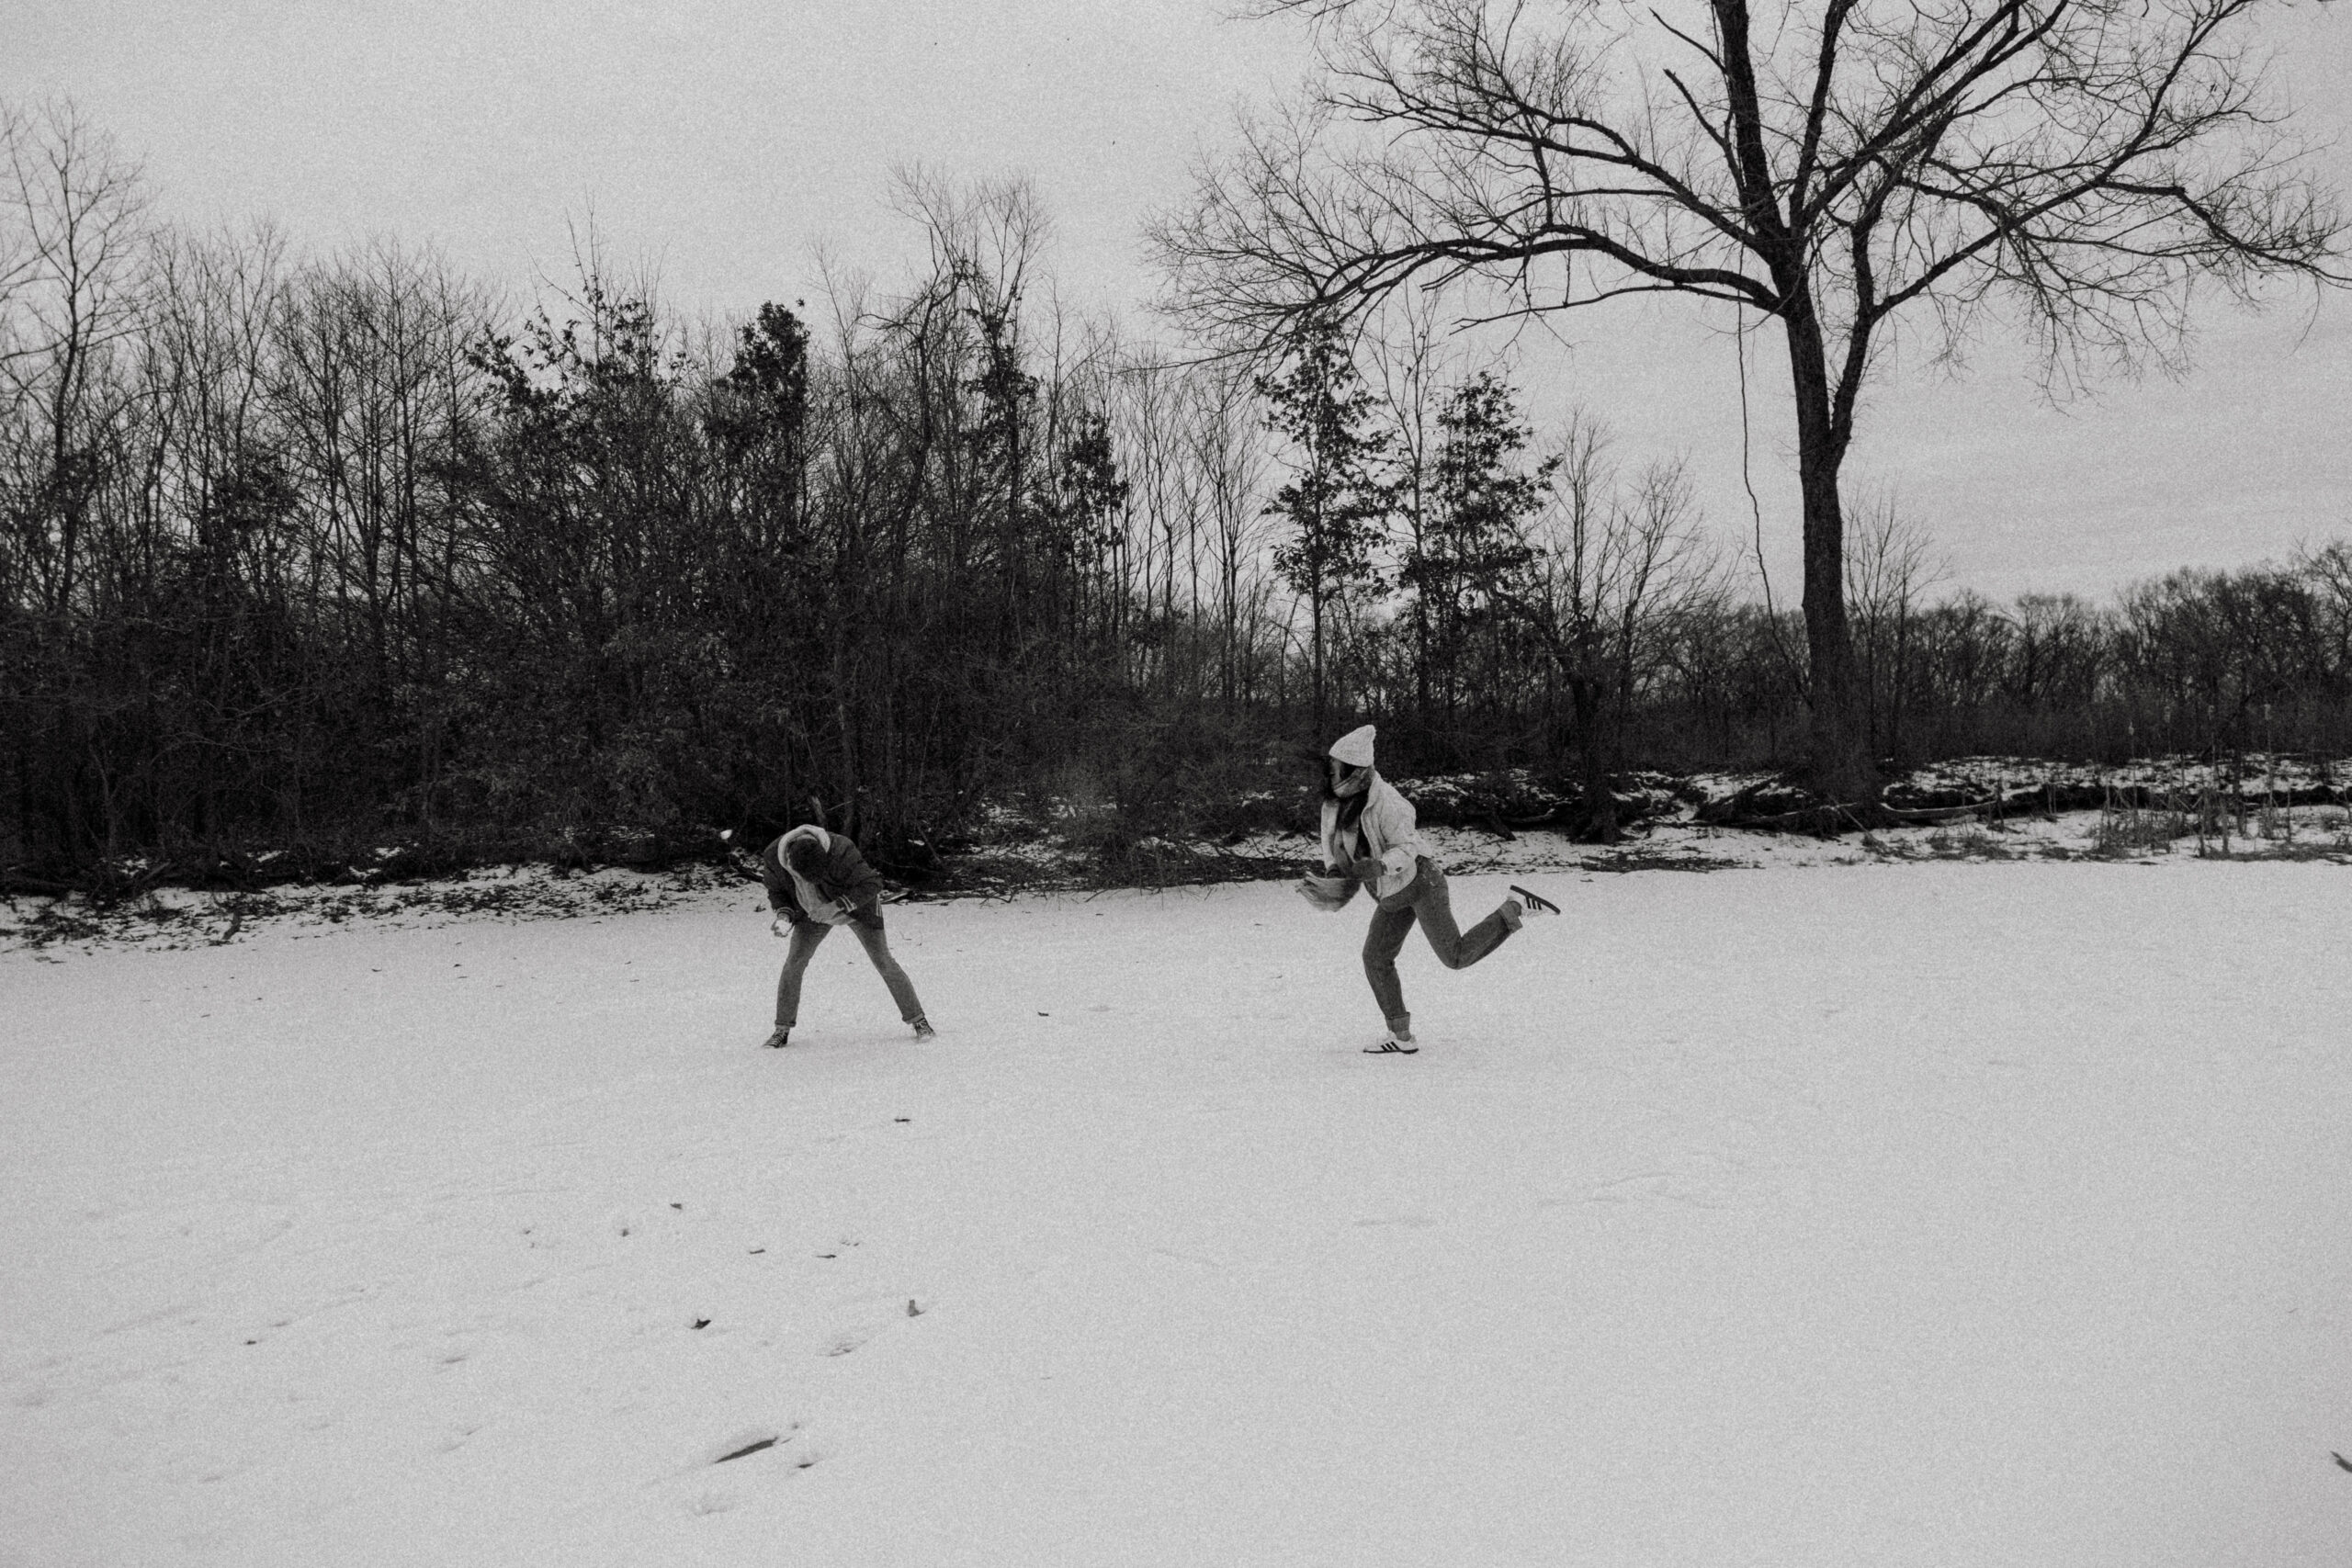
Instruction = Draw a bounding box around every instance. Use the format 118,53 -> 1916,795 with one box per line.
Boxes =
11,0 -> 2349,600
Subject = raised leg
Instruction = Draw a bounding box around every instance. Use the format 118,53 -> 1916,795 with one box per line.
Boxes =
1410,863 -> 1517,970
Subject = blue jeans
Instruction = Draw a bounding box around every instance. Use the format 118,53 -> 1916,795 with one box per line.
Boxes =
775,917 -> 926,1028
1362,859 -> 1516,1034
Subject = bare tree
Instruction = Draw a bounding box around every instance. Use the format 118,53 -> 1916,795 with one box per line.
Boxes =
1153,0 -> 2347,802
1842,488 -> 1944,760
2295,536 -> 2352,693
0,98 -> 153,614
1528,423 -> 1719,838
1181,358 -> 1273,709
273,239 -> 490,716
1111,355 -> 1191,691
1364,294 -> 1457,737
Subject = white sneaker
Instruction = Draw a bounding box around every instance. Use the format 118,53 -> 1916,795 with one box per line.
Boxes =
1509,884 -> 1560,916
1363,1032 -> 1419,1055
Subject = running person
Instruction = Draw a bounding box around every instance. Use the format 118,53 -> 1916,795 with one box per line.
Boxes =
1299,725 -> 1557,1054
759,824 -> 933,1048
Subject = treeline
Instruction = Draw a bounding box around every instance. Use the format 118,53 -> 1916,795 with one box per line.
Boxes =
3,104 -> 2348,886
0,120 -> 1326,883
1840,539 -> 2352,767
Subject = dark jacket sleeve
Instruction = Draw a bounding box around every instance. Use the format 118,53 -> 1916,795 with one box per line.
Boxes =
822,840 -> 887,927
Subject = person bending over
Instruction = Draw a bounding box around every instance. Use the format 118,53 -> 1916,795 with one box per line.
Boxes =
759,824 -> 933,1049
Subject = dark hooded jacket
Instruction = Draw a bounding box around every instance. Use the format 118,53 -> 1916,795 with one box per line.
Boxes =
760,826 -> 886,930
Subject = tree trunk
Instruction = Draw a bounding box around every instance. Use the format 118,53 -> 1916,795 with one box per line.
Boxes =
1310,587 -> 1326,737
1413,594 -> 1430,743
1569,666 -> 1618,843
1781,301 -> 1878,807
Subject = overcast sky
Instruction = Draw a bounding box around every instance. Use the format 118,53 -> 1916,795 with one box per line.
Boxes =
10,0 -> 2349,600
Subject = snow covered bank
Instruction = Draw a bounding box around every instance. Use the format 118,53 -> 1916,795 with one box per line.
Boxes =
5,862 -> 2349,1565
9,791 -> 2349,958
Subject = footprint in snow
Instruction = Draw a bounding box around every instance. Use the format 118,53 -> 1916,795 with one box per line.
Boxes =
1588,1172 -> 1679,1202
697,1422 -> 818,1479
435,1422 -> 485,1455
1588,1160 -> 1740,1209
707,1426 -> 789,1464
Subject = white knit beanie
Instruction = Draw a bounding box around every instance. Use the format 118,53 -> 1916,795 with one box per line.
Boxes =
1328,724 -> 1376,768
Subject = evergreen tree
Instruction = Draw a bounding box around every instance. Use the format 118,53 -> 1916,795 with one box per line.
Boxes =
1404,370 -> 1553,750
1258,321 -> 1389,735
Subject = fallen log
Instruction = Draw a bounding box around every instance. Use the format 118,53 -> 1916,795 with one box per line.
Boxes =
1878,788 -> 2048,823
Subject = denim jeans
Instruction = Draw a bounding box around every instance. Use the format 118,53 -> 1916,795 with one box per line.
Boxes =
775,917 -> 926,1028
1361,858 -> 1517,1034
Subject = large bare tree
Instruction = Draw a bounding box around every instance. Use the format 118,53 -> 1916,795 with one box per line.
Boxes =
0,99 -> 152,615
1153,0 -> 2346,800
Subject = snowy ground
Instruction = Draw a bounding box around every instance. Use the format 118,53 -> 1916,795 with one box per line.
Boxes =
6,855 -> 2351,1566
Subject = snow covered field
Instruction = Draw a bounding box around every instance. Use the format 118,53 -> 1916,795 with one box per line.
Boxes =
6,859 -> 2350,1566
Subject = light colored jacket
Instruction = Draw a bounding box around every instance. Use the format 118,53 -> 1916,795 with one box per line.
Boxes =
1319,773 -> 1433,901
